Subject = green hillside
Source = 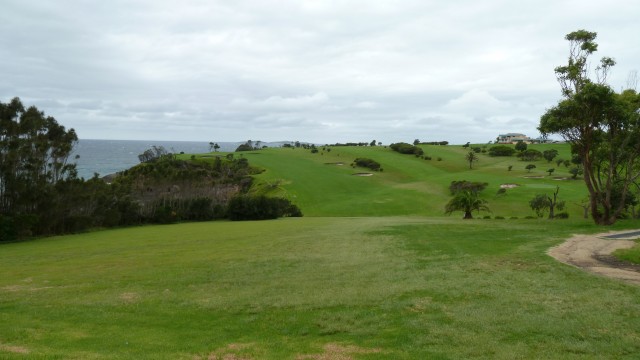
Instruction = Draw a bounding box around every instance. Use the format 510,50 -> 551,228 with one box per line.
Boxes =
206,143 -> 585,218
2,143 -> 639,359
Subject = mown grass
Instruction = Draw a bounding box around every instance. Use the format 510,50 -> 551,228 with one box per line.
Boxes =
2,217 -> 640,359
613,239 -> 640,264
3,144 -> 640,359
203,143 -> 587,218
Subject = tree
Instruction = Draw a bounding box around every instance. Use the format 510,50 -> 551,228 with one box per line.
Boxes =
0,97 -> 79,238
518,149 -> 542,161
465,151 -> 478,169
370,139 -> 377,146
538,30 -> 640,225
543,149 -> 559,163
525,164 -> 536,173
529,186 -> 565,219
547,168 -> 555,176
445,190 -> 490,219
488,145 -> 516,156
515,141 -> 527,152
413,139 -> 420,145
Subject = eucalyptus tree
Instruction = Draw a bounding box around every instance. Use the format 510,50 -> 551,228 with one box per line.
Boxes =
538,30 -> 640,225
0,97 -> 78,235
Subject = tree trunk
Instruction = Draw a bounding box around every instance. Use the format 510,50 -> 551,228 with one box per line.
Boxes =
463,211 -> 473,219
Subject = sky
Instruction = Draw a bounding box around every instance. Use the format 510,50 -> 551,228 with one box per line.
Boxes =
2,0 -> 639,145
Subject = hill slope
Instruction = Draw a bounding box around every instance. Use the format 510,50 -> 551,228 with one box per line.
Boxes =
207,143 -> 586,218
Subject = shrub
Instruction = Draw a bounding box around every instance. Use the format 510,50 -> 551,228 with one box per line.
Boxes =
227,195 -> 302,221
389,142 -> 423,156
449,180 -> 488,195
353,158 -> 381,171
555,212 -> 570,219
494,216 -> 505,219
518,149 -> 543,161
488,145 -> 516,156
483,215 -> 492,219
524,215 -> 537,219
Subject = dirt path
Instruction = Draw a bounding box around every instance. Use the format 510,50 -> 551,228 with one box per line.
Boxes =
547,230 -> 640,285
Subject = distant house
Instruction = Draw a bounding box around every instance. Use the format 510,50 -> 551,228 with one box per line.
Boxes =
496,133 -> 531,144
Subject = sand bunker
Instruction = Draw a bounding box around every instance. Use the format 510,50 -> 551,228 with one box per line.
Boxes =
352,173 -> 373,176
500,184 -> 519,189
324,162 -> 344,166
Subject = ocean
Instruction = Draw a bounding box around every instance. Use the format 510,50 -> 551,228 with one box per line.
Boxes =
72,139 -> 239,179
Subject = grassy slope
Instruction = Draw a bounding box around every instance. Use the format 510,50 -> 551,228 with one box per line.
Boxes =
2,144 -> 640,359
2,218 -> 640,359
227,143 -> 584,218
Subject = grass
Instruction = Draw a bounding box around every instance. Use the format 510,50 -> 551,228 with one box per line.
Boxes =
613,239 -> 640,264
2,144 -> 640,359
194,143 -> 588,218
2,217 -> 640,359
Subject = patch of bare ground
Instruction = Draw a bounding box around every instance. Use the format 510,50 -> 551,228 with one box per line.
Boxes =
352,173 -> 373,177
548,230 -> 640,285
0,343 -> 29,354
119,292 -> 141,303
194,343 -> 254,360
296,343 -> 382,360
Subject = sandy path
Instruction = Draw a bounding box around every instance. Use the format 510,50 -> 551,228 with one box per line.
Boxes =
547,230 -> 640,285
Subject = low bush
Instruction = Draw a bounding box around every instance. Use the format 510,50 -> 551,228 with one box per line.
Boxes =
227,195 -> 302,221
353,158 -> 381,171
488,145 -> 516,156
389,142 -> 423,156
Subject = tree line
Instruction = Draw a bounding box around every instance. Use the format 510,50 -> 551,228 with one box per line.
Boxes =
0,98 -> 301,242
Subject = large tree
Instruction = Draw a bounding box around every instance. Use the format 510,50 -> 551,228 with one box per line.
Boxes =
538,30 -> 640,225
0,98 -> 79,235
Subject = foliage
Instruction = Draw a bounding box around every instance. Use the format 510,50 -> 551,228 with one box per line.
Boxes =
138,146 -> 173,163
538,29 -> 640,225
389,142 -> 423,156
543,149 -> 559,163
235,143 -> 254,152
529,186 -> 565,219
444,190 -> 490,219
448,180 -> 488,195
353,158 -> 381,171
226,195 -> 302,220
0,98 -> 79,241
525,164 -> 536,172
547,168 -> 555,176
488,145 -> 516,156
465,151 -> 479,169
515,141 -> 527,152
518,149 -> 542,161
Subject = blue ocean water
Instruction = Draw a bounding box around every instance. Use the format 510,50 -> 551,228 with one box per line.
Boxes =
72,139 -> 238,179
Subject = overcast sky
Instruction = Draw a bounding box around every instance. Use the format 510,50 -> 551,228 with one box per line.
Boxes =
2,0 -> 638,144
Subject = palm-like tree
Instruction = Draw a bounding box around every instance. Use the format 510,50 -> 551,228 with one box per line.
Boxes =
445,190 -> 490,219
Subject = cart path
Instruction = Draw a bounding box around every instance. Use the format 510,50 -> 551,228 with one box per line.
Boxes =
547,230 -> 640,285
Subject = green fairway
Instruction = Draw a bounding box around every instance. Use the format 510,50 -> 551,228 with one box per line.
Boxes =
3,144 -> 640,359
2,217 -> 640,359
219,144 -> 587,218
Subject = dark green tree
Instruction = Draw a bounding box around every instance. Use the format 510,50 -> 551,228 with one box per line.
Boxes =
543,149 -> 559,163
445,190 -> 490,219
525,164 -> 536,173
538,30 -> 640,225
0,98 -> 79,238
515,141 -> 527,152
